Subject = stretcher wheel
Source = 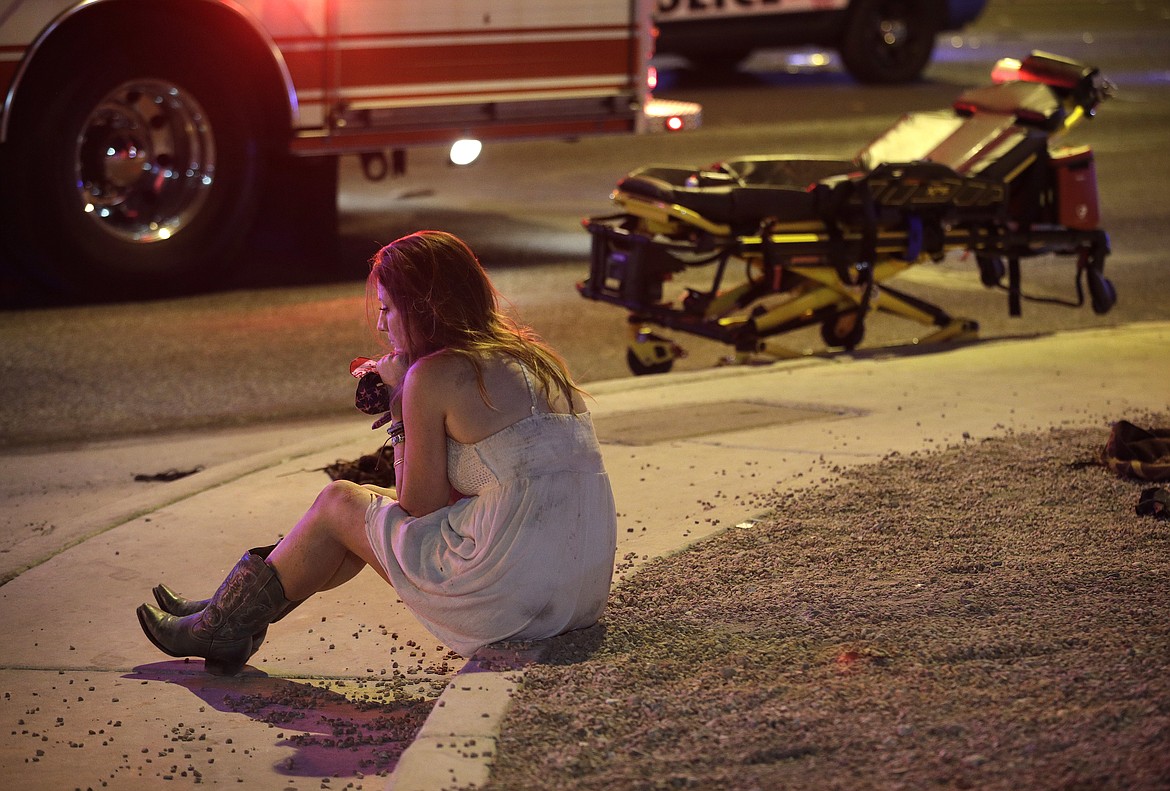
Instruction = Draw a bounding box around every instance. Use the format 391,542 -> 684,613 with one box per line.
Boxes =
977,255 -> 1005,287
626,329 -> 680,375
626,348 -> 674,376
820,310 -> 866,350
1088,270 -> 1117,315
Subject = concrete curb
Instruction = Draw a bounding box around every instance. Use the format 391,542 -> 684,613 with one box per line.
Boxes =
389,645 -> 550,791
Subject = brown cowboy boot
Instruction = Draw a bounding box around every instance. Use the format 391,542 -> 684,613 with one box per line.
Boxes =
151,543 -> 278,615
149,544 -> 302,659
137,549 -> 294,676
152,588 -> 302,659
150,544 -> 303,658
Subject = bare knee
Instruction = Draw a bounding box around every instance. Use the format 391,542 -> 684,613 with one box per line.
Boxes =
308,480 -> 381,555
312,479 -> 373,521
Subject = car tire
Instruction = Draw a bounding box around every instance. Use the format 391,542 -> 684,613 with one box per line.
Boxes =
839,0 -> 939,84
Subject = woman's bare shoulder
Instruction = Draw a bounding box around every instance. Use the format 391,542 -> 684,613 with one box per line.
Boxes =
405,351 -> 481,393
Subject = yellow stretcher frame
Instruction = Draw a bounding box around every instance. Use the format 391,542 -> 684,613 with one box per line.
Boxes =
580,52 -> 1117,374
583,179 -> 1111,372
593,196 -> 986,366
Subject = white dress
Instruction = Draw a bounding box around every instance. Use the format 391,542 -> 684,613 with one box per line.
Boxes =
364,367 -> 617,656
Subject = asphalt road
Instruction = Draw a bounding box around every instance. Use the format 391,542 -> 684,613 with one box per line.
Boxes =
1,0 -> 1167,449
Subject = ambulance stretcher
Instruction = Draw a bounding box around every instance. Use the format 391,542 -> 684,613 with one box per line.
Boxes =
579,51 -> 1116,374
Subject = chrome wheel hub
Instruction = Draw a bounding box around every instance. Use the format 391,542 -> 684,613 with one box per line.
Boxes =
75,79 -> 215,243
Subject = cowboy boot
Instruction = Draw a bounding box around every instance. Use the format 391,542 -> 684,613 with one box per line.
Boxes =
137,549 -> 294,676
151,544 -> 285,659
150,544 -> 304,658
153,583 -> 303,621
152,586 -> 303,623
152,544 -> 279,615
151,584 -> 210,617
152,584 -> 303,660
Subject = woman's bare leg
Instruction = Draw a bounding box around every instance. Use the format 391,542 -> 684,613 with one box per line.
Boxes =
314,551 -> 366,592
267,480 -> 391,600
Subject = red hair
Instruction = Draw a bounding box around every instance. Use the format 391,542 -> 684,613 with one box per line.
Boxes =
368,230 -> 580,407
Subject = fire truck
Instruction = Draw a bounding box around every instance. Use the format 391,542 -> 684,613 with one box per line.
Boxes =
0,0 -> 699,299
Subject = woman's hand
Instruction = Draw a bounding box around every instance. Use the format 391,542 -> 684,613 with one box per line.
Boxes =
377,353 -> 410,418
377,353 -> 410,389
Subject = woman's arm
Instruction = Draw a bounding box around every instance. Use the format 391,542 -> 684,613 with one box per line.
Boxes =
391,357 -> 455,516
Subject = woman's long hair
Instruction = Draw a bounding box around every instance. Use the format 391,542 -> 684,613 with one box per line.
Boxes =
368,230 -> 581,408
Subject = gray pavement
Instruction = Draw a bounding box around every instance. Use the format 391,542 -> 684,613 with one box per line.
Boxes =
1,321 -> 1167,790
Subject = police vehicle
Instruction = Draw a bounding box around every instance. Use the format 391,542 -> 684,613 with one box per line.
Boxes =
654,0 -> 988,84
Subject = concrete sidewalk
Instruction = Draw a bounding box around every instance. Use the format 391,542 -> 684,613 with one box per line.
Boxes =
0,322 -> 1166,790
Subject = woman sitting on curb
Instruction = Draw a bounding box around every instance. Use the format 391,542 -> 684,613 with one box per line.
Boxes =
137,230 -> 618,675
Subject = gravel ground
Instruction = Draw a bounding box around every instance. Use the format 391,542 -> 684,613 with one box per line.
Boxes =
481,416 -> 1170,791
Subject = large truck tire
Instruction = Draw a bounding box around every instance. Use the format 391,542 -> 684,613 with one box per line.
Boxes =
3,32 -> 266,300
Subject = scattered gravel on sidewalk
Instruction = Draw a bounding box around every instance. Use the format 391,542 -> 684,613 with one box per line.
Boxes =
483,415 -> 1170,791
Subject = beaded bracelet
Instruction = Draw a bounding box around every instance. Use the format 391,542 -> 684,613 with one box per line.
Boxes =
387,420 -> 406,447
